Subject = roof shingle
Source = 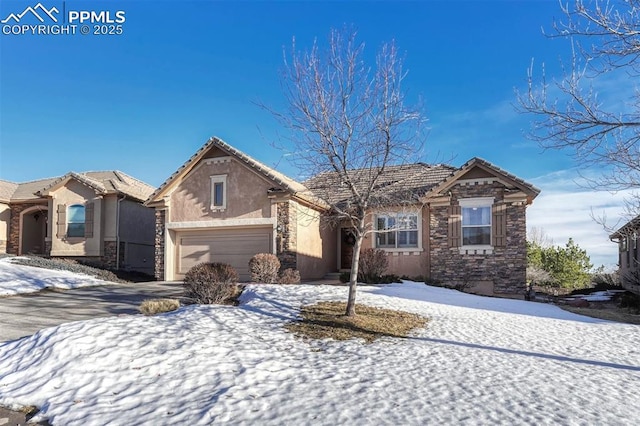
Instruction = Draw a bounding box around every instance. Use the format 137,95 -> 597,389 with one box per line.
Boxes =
304,163 -> 457,205
2,171 -> 154,202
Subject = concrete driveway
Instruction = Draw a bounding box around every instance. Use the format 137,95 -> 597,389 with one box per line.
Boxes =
0,281 -> 183,342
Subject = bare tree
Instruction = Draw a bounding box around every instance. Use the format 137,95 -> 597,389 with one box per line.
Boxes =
528,226 -> 554,247
518,0 -> 640,228
268,27 -> 425,316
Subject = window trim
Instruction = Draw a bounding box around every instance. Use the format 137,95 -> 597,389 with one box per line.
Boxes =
459,197 -> 494,252
374,211 -> 423,252
210,175 -> 227,211
67,204 -> 86,238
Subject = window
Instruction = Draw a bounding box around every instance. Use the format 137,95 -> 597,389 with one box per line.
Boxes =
459,197 -> 493,247
376,213 -> 419,249
210,175 -> 227,210
67,204 -> 85,238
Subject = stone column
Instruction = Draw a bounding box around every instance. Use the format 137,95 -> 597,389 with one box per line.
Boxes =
276,201 -> 297,270
154,209 -> 166,280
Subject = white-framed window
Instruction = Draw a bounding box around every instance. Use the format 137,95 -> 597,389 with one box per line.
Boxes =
376,213 -> 419,249
67,204 -> 85,238
210,175 -> 227,211
459,197 -> 493,247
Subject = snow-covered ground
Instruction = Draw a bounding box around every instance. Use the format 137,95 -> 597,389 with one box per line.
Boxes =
0,257 -> 107,296
0,282 -> 638,425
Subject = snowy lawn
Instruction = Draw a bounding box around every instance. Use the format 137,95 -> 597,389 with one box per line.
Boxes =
0,282 -> 638,425
0,257 -> 108,297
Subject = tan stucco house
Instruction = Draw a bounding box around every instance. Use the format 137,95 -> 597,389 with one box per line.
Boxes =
0,171 -> 156,274
147,136 -> 540,297
611,218 -> 640,295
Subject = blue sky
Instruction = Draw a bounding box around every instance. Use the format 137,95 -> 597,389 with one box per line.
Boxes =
0,0 -> 626,267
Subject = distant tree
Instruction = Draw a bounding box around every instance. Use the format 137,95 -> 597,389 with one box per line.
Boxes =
268,27 -> 425,316
528,226 -> 553,247
527,238 -> 593,289
591,265 -> 621,288
519,0 -> 640,226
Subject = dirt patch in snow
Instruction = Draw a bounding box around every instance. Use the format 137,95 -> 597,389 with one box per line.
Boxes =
285,301 -> 428,343
562,304 -> 640,325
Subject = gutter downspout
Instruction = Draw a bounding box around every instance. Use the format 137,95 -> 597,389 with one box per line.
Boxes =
116,194 -> 126,269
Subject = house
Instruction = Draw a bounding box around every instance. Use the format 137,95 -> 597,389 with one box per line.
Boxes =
147,136 -> 540,297
610,218 -> 640,294
0,171 -> 156,274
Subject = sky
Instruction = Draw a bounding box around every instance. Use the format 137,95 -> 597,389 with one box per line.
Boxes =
0,0 -> 630,268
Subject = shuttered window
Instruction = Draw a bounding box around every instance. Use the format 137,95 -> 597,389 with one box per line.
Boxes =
462,206 -> 491,245
447,205 -> 461,248
450,198 -> 505,250
84,202 -> 94,238
56,204 -> 66,238
492,204 -> 506,247
67,204 -> 85,238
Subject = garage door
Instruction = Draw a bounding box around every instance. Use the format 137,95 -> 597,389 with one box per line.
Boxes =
176,227 -> 273,281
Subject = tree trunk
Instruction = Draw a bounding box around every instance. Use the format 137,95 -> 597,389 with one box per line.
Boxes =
345,232 -> 364,316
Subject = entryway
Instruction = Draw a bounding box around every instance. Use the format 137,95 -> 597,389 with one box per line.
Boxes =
20,206 -> 48,255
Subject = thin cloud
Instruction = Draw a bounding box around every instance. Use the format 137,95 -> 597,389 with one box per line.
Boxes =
527,168 -> 632,269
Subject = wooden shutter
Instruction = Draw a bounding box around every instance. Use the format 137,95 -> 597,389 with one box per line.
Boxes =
492,203 -> 507,247
448,205 -> 461,248
84,202 -> 94,238
56,204 -> 66,238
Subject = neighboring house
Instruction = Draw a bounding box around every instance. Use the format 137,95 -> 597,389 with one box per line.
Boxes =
610,218 -> 640,294
147,136 -> 540,297
0,171 -> 156,274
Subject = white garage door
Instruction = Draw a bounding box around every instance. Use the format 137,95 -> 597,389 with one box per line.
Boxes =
176,227 -> 273,281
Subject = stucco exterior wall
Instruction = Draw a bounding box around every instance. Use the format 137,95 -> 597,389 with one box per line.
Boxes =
428,182 -> 528,296
0,202 -> 9,253
50,180 -> 102,257
360,206 -> 430,278
170,158 -> 273,223
295,203 -> 335,280
102,195 -> 118,240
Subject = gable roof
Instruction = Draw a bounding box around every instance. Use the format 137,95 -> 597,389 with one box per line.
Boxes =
304,163 -> 457,205
610,215 -> 640,239
423,157 -> 541,203
146,136 -> 323,207
146,138 -> 539,210
2,171 -> 155,203
0,180 -> 19,203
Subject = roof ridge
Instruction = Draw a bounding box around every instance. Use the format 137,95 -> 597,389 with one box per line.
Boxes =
463,157 -> 541,195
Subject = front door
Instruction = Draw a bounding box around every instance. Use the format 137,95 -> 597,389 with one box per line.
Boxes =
340,228 -> 355,270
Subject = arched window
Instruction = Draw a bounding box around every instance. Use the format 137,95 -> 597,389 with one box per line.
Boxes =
67,204 -> 85,237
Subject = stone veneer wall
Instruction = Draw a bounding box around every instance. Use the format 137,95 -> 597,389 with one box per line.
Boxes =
154,210 -> 166,280
429,182 -> 527,295
102,241 -> 117,269
276,201 -> 297,270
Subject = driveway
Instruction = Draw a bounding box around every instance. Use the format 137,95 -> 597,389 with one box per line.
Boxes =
0,281 -> 183,342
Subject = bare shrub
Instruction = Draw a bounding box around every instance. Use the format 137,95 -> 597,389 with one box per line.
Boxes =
183,262 -> 241,305
278,268 -> 301,284
358,248 -> 389,284
139,298 -> 180,315
249,253 -> 281,283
